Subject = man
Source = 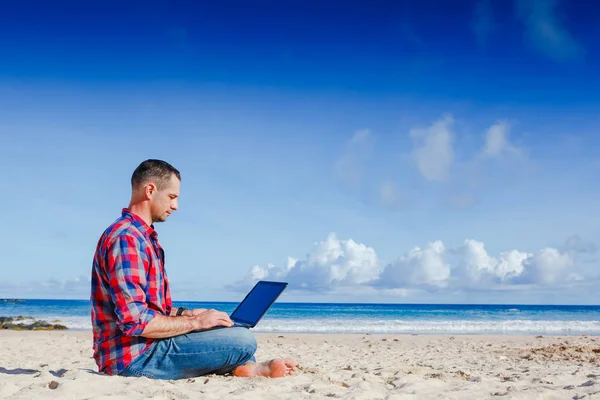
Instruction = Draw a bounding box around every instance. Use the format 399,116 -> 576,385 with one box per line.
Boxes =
90,159 -> 296,380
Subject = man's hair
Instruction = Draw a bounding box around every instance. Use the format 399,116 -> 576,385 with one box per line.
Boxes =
131,159 -> 181,190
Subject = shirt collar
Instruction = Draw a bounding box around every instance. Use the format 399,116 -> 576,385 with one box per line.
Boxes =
121,208 -> 158,240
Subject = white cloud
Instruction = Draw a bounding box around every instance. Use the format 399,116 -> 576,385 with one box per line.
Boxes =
334,129 -> 373,188
230,233 -> 592,296
518,247 -> 574,285
379,241 -> 450,289
454,239 -> 498,284
472,0 -> 494,47
230,233 -> 381,293
495,250 -> 530,281
452,239 -> 576,288
480,121 -> 522,158
410,115 -> 454,182
516,0 -> 584,62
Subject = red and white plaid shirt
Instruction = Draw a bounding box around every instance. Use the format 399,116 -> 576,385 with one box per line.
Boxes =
90,209 -> 172,375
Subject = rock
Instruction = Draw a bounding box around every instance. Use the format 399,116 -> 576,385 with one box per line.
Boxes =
186,378 -> 195,383
0,316 -> 67,331
48,381 -> 59,390
580,380 -> 594,387
564,385 -> 575,390
203,378 -> 210,384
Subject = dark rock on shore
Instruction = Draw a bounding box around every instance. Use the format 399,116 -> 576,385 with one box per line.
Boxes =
0,316 -> 68,331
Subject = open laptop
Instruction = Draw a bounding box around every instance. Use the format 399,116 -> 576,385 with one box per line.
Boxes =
227,281 -> 288,329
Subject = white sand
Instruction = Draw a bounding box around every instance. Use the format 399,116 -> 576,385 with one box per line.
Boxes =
1,331 -> 599,399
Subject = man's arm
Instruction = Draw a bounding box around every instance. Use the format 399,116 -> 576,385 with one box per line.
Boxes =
141,309 -> 233,338
106,235 -> 158,336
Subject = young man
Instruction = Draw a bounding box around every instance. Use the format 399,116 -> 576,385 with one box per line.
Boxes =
90,159 -> 296,380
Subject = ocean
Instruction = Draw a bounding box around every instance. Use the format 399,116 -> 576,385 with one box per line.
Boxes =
2,300 -> 600,335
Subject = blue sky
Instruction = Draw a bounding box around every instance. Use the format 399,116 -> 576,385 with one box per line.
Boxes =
1,0 -> 599,304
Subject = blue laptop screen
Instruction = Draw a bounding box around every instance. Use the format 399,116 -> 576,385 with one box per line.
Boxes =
230,281 -> 287,326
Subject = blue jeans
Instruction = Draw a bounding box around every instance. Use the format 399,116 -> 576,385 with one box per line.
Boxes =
119,327 -> 257,380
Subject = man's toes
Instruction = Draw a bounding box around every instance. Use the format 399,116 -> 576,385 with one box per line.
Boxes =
269,360 -> 288,378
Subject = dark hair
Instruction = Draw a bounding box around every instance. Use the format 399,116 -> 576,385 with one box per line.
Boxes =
131,159 -> 181,190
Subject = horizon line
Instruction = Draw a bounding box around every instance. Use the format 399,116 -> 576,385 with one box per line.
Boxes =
2,298 -> 599,307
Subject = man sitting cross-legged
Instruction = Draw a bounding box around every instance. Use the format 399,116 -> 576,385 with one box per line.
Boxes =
90,159 -> 296,380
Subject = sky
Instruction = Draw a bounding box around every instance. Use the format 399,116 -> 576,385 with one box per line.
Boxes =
1,0 -> 599,305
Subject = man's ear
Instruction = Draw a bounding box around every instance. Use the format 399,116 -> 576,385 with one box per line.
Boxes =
145,183 -> 157,199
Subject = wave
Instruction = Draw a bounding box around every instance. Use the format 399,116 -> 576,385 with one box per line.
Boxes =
46,316 -> 600,335
252,318 -> 600,335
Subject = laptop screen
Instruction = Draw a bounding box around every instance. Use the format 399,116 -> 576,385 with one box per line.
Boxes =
230,281 -> 287,326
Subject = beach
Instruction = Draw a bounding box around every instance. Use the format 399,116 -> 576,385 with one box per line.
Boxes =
1,331 -> 599,399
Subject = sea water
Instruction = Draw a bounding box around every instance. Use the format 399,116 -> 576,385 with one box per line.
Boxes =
1,300 -> 599,335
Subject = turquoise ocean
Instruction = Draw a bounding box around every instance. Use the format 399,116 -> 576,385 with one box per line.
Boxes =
2,300 -> 600,335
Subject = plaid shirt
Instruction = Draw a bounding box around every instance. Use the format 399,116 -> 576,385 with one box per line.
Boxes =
90,208 -> 172,375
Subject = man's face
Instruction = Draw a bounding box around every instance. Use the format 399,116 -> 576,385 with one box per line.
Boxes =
149,174 -> 180,223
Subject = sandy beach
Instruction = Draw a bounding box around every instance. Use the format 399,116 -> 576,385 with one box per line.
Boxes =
0,331 -> 599,399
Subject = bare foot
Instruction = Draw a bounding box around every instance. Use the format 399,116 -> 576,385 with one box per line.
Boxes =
233,359 -> 297,378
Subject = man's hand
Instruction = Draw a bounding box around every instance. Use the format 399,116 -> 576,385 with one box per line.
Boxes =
181,308 -> 208,317
188,309 -> 234,331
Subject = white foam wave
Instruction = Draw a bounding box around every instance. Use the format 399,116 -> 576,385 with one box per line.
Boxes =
30,315 -> 91,330
35,316 -> 600,335
251,318 -> 600,335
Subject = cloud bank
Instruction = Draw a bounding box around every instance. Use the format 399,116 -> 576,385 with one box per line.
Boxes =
229,233 -> 595,296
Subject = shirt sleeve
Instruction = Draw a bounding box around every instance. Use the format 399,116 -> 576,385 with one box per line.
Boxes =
106,235 -> 157,336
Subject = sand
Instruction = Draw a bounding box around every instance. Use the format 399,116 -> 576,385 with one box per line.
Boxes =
0,331 -> 599,399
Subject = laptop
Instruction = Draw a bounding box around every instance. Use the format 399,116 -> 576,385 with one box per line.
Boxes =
228,281 -> 288,329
